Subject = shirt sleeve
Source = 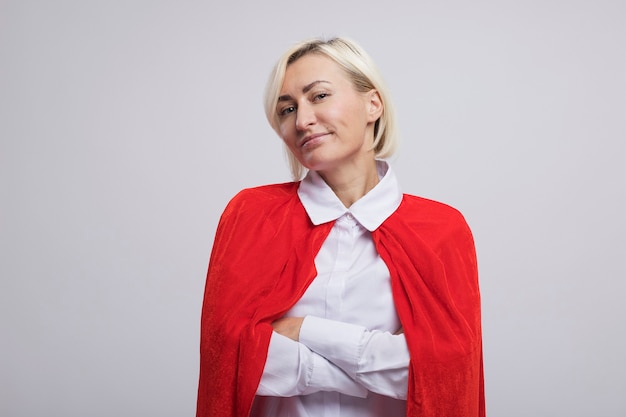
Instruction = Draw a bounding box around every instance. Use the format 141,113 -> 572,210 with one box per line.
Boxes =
256,331 -> 368,398
298,315 -> 410,400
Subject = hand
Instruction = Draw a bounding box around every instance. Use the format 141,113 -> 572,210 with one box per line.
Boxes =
272,317 -> 304,342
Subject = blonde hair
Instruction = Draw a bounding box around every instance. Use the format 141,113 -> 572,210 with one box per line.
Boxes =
264,37 -> 398,180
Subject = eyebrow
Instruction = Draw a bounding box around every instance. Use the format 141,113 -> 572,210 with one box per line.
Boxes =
277,80 -> 331,102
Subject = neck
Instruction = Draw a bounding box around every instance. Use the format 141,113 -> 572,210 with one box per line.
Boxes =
318,159 -> 379,208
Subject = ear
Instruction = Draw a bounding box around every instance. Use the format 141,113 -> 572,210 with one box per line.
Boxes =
366,90 -> 384,123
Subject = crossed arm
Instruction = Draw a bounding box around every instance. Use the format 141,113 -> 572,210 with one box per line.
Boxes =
257,316 -> 410,399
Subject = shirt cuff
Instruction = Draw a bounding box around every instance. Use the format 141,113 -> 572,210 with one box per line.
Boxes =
299,315 -> 367,378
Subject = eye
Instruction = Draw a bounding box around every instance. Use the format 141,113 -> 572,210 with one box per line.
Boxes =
313,93 -> 329,101
278,105 -> 296,116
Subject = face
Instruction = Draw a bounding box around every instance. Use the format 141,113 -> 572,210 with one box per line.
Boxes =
276,53 -> 382,176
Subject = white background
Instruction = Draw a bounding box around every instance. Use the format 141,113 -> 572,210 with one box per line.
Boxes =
1,1 -> 625,416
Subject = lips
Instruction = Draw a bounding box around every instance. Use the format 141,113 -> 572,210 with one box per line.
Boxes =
300,132 -> 329,148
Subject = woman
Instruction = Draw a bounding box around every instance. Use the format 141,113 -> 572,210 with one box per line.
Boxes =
197,38 -> 485,417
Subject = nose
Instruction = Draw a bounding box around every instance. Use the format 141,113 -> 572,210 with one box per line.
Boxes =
295,103 -> 316,131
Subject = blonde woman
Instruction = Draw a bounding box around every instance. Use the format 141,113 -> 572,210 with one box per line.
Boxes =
197,37 -> 485,417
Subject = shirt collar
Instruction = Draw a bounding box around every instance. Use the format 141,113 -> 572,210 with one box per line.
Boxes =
297,160 -> 403,231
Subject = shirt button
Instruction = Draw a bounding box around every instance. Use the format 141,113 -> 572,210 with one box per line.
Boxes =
346,213 -> 354,220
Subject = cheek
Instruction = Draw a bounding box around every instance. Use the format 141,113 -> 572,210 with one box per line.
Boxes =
279,121 -> 295,142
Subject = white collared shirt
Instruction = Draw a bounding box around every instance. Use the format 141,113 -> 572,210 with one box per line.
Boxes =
251,161 -> 410,417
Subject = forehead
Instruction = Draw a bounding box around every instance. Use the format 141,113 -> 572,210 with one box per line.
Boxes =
280,54 -> 349,92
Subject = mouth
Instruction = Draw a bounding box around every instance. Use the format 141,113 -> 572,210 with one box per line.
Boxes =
300,132 -> 329,148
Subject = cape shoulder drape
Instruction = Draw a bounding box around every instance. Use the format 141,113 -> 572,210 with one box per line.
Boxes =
197,182 -> 485,417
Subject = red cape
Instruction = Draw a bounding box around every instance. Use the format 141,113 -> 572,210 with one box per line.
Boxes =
197,182 -> 485,417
